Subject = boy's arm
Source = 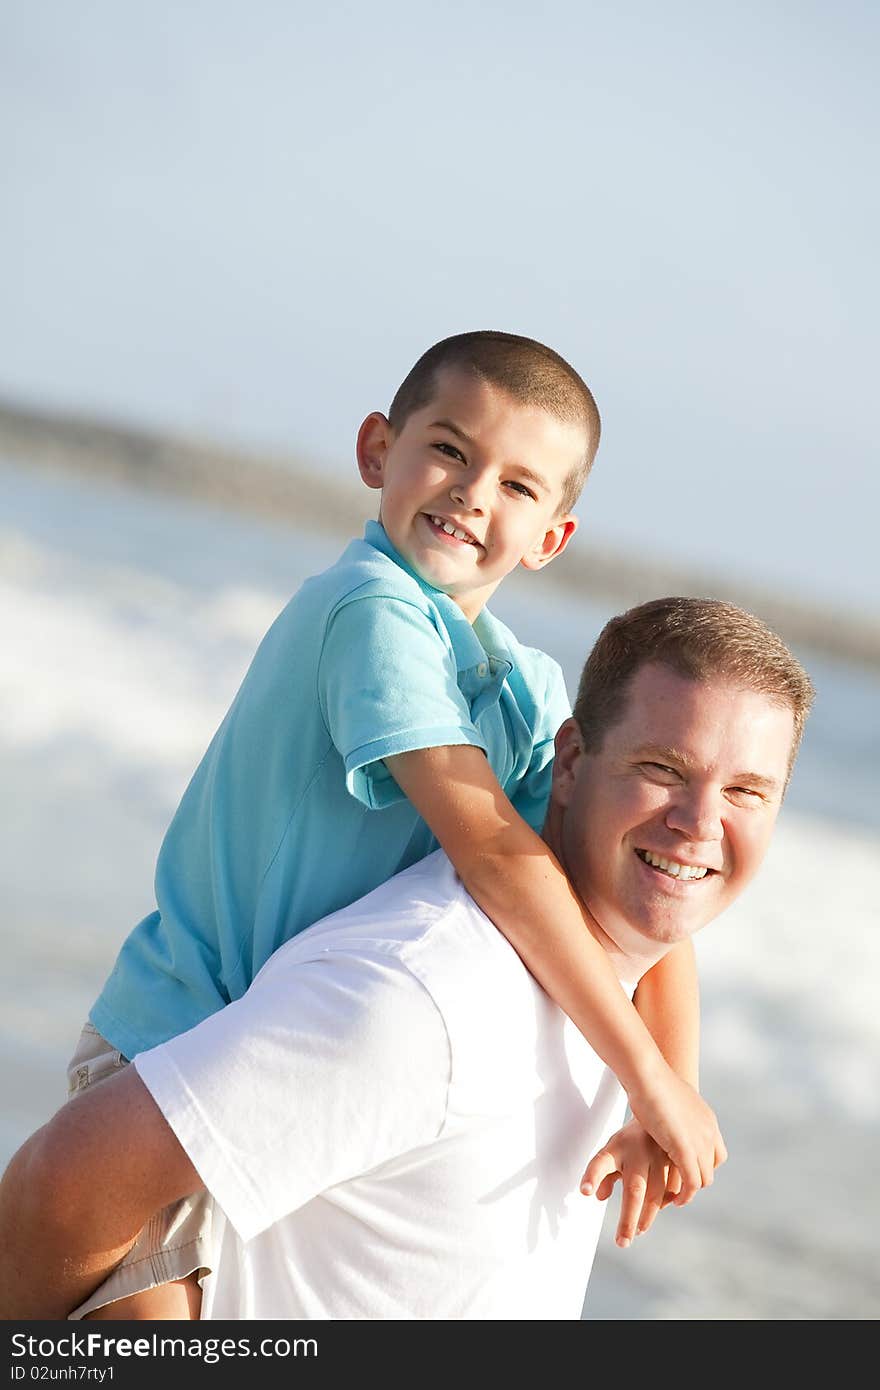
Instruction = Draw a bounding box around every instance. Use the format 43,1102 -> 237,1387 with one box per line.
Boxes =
579,945 -> 726,1244
385,742 -> 723,1201
0,1069 -> 199,1319
633,940 -> 702,1089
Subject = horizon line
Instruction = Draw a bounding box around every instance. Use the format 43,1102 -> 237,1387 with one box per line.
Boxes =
1,393 -> 877,671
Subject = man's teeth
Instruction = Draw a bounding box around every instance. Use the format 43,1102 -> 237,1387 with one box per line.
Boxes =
431,516 -> 474,544
638,850 -> 708,880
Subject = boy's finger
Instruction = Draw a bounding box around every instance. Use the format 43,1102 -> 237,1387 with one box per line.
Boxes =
666,1164 -> 682,1191
671,1157 -> 700,1205
615,1174 -> 648,1248
636,1162 -> 668,1236
595,1172 -> 620,1202
635,1192 -> 663,1236
580,1148 -> 620,1196
663,1165 -> 683,1203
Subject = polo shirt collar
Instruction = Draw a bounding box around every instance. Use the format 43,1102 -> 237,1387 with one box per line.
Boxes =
362,521 -> 513,683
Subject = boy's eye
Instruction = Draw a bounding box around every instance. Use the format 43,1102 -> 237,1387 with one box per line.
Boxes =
434,442 -> 465,462
504,480 -> 536,500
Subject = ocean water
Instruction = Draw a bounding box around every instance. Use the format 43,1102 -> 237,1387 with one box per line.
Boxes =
2,457 -> 878,1320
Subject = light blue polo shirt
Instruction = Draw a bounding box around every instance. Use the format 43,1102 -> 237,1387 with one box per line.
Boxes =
90,521 -> 572,1058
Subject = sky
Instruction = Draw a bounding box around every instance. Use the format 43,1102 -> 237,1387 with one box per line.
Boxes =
2,1 -> 878,620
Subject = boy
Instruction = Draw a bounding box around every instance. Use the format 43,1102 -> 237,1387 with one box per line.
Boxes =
67,331 -> 721,1318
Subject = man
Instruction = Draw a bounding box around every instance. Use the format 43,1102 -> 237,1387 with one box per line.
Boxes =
0,596 -> 814,1320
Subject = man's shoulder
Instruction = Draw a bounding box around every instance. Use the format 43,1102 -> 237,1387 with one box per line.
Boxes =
269,851 -> 591,1102
262,852 -> 541,1043
258,851 -> 524,999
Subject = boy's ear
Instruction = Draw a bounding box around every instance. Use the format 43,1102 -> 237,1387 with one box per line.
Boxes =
356,412 -> 394,490
519,513 -> 578,572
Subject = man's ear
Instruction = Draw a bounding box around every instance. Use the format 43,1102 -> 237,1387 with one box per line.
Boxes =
550,717 -> 585,808
519,513 -> 578,572
356,412 -> 394,490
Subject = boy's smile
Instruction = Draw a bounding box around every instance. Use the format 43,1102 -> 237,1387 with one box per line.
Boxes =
356,368 -> 585,620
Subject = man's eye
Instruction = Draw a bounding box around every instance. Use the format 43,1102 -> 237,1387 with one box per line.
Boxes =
641,762 -> 679,782
727,786 -> 763,803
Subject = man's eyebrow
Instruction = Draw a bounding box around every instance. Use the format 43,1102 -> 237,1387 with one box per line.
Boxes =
633,743 -> 691,766
727,771 -> 783,793
428,419 -> 550,493
634,744 -> 783,791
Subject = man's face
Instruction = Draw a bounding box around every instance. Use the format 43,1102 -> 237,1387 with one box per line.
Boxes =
552,663 -> 795,964
356,368 -> 586,621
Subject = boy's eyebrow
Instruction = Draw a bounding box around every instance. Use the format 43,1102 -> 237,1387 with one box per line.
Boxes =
430,417 -> 472,443
429,418 -> 551,493
633,744 -> 783,792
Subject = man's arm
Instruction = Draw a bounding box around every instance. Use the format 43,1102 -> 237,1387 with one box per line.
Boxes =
385,742 -> 723,1200
0,1069 -> 199,1319
1,948 -> 450,1321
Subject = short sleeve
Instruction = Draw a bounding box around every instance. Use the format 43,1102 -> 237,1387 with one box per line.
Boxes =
319,592 -> 487,809
508,657 -> 572,833
134,947 -> 450,1242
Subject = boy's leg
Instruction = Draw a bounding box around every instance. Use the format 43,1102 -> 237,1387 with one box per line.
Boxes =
83,1274 -> 202,1321
64,1025 -> 214,1322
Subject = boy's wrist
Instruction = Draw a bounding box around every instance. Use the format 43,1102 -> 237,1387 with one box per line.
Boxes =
618,1037 -> 677,1103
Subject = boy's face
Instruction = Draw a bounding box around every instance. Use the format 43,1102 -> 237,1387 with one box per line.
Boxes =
356,368 -> 585,621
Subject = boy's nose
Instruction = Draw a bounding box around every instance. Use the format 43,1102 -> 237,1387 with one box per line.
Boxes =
449,472 -> 490,512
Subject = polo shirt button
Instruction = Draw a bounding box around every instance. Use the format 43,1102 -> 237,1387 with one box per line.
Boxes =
476,662 -> 488,677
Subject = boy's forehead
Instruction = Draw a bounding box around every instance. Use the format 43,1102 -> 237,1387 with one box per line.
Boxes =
413,367 -> 589,460
419,366 -> 540,420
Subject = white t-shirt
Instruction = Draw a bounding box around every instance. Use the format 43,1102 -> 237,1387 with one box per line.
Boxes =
135,850 -> 631,1320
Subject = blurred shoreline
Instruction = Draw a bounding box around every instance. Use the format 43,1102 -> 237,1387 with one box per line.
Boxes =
3,394 -> 879,671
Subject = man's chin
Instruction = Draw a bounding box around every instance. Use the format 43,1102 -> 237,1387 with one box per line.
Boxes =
603,902 -> 708,958
633,908 -> 711,949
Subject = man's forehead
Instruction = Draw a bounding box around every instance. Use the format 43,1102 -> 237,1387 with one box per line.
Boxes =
607,663 -> 796,779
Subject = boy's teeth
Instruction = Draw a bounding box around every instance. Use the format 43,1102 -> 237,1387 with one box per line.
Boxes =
432,516 -> 473,543
639,850 -> 708,880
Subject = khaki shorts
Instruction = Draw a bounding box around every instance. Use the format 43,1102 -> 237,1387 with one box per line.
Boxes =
64,1022 -> 215,1320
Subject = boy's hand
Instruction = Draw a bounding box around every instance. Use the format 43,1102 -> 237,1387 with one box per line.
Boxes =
581,1120 -> 685,1247
624,1065 -> 727,1205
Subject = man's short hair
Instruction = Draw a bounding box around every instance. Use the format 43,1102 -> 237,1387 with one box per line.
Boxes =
388,331 -> 601,515
573,596 -> 815,778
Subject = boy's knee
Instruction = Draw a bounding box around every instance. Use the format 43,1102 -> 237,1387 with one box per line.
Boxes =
14,1116 -> 89,1233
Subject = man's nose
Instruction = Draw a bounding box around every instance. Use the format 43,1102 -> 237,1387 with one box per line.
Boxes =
665,786 -> 724,843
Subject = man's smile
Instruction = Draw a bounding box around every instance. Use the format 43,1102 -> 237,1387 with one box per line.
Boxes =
634,848 -> 715,882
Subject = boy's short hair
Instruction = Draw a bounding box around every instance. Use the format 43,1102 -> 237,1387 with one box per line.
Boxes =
388,331 -> 601,516
573,596 -> 815,779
